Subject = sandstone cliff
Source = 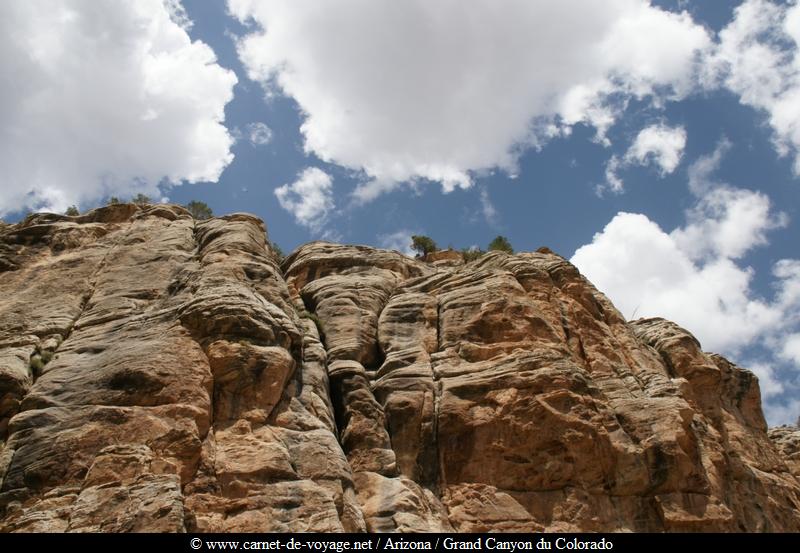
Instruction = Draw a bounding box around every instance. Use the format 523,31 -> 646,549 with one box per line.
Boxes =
0,204 -> 799,532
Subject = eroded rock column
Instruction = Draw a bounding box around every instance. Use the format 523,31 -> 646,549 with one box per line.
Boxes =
179,216 -> 363,532
1,205 -> 206,532
284,243 -> 453,532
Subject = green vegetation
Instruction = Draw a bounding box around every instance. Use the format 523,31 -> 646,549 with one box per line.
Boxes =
132,193 -> 152,205
28,336 -> 64,376
108,196 -> 120,205
299,310 -> 324,336
270,241 -> 285,263
488,235 -> 514,254
400,234 -> 516,262
461,247 -> 485,262
65,205 -> 79,216
411,235 -> 438,257
186,200 -> 213,220
29,355 -> 45,375
29,342 -> 59,376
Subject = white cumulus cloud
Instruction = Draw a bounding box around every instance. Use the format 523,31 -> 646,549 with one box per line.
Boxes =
749,362 -> 786,399
627,124 -> 687,175
670,139 -> 789,260
228,0 -> 711,201
571,210 -> 787,353
574,142 -> 793,352
572,144 -> 800,424
0,0 -> 237,216
672,186 -> 787,261
780,333 -> 800,365
274,167 -> 334,233
604,123 -> 687,192
708,0 -> 800,173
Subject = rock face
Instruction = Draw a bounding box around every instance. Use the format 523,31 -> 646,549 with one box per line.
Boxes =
1,205 -> 799,533
769,427 -> 800,481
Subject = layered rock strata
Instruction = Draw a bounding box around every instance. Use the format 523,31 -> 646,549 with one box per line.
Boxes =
0,206 -> 798,532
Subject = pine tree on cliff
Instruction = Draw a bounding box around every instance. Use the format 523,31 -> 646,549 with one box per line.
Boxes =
488,235 -> 514,254
186,200 -> 213,220
132,193 -> 151,206
410,235 -> 438,257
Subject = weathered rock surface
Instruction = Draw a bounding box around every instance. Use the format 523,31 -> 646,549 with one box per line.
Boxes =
770,426 -> 800,480
1,206 -> 799,532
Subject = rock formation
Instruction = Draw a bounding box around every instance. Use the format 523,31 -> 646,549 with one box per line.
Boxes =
1,204 -> 799,532
769,426 -> 800,481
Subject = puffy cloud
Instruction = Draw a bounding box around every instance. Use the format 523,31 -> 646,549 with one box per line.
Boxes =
0,0 -> 237,216
572,144 -> 800,424
781,333 -> 800,365
247,122 -> 273,146
571,212 -> 800,424
671,139 -> 788,260
748,362 -> 786,399
604,123 -> 686,192
228,0 -> 800,201
672,187 -> 787,261
574,144 -> 794,352
571,211 -> 783,353
626,124 -> 687,175
274,167 -> 334,232
229,0 -> 710,200
709,0 -> 800,173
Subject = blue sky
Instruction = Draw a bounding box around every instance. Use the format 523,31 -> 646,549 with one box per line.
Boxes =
1,0 -> 799,424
